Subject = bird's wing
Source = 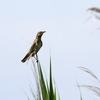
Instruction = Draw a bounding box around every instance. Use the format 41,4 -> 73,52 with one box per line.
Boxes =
29,39 -> 37,52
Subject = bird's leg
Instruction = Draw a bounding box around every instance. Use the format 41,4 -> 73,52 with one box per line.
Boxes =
32,51 -> 38,62
33,54 -> 38,62
33,55 -> 37,60
36,53 -> 38,62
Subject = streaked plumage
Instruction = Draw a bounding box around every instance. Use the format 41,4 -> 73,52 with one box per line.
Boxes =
21,31 -> 45,63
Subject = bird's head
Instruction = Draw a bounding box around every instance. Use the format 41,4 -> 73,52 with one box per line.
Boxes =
36,31 -> 46,39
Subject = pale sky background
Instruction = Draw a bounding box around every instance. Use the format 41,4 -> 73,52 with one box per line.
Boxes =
0,0 -> 100,100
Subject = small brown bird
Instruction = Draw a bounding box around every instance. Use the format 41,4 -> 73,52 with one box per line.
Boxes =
21,31 -> 46,63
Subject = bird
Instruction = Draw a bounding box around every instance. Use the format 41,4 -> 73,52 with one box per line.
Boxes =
21,31 -> 46,63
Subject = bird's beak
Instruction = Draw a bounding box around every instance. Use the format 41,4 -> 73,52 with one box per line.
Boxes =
43,31 -> 46,33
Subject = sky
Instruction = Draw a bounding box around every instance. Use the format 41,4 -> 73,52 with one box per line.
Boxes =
0,0 -> 100,100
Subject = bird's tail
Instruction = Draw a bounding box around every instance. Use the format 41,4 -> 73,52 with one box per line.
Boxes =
21,52 -> 30,63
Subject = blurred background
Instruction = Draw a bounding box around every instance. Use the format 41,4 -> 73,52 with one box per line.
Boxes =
0,0 -> 100,100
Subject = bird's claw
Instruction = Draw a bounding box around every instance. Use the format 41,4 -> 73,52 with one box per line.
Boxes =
36,59 -> 38,63
34,53 -> 39,63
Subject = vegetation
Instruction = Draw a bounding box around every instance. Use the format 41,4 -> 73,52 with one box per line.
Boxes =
78,67 -> 100,98
77,7 -> 100,100
24,7 -> 100,100
26,58 -> 60,100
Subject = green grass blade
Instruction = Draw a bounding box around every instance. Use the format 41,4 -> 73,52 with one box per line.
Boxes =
76,81 -> 83,100
49,58 -> 54,100
53,88 -> 56,100
37,62 -> 49,100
